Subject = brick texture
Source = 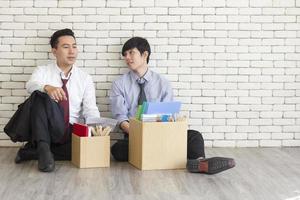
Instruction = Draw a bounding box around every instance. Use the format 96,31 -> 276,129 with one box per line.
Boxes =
0,0 -> 299,147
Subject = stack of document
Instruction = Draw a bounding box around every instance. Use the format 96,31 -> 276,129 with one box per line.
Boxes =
141,113 -> 173,122
136,101 -> 181,122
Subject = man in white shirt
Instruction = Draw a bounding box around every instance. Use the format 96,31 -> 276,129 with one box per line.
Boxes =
14,29 -> 100,172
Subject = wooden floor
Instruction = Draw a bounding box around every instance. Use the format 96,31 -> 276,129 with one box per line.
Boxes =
0,147 -> 299,200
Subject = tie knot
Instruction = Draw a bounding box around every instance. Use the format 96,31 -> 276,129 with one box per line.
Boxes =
137,81 -> 145,91
137,77 -> 145,84
61,78 -> 68,86
138,82 -> 145,87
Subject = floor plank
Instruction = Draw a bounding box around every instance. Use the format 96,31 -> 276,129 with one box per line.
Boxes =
0,147 -> 299,200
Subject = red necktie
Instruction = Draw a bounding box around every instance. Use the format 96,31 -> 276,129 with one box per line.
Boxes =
59,78 -> 70,141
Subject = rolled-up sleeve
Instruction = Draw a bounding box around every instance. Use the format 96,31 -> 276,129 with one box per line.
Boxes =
109,80 -> 129,124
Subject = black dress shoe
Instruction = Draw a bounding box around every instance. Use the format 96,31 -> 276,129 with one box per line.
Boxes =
187,157 -> 236,174
15,142 -> 38,164
37,142 -> 55,172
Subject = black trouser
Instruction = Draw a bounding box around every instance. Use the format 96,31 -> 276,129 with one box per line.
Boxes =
111,129 -> 205,162
27,93 -> 72,160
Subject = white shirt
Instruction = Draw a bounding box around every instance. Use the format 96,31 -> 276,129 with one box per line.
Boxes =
26,62 -> 100,124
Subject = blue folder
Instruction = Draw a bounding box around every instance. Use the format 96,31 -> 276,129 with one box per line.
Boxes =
144,101 -> 181,115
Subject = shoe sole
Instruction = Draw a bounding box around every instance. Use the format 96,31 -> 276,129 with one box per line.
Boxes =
39,164 -> 55,172
38,156 -> 55,172
187,157 -> 235,174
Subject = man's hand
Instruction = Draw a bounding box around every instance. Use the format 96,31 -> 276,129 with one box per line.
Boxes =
44,85 -> 67,102
120,120 -> 130,134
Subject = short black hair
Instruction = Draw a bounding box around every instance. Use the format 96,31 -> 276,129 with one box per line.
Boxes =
122,37 -> 151,64
50,28 -> 75,48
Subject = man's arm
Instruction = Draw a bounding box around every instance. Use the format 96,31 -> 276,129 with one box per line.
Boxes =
26,66 -> 46,94
82,75 -> 100,121
26,66 -> 67,101
109,80 -> 130,134
161,78 -> 174,102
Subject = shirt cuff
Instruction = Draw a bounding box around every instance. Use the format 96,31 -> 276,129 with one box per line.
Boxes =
41,84 -> 47,93
119,118 -> 128,124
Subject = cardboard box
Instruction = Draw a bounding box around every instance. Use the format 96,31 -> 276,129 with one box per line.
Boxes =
129,118 -> 187,170
72,133 -> 110,168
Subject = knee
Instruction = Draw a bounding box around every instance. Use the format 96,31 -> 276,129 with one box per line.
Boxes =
188,129 -> 204,143
111,140 -> 128,162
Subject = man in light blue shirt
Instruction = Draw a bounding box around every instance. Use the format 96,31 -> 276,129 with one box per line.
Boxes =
110,66 -> 173,131
110,37 -> 235,174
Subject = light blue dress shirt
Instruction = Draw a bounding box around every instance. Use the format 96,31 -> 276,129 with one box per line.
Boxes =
110,69 -> 173,124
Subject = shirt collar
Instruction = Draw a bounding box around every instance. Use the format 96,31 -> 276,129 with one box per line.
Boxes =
54,61 -> 75,79
130,68 -> 151,83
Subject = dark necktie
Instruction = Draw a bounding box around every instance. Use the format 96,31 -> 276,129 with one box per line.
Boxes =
138,81 -> 147,105
59,78 -> 70,133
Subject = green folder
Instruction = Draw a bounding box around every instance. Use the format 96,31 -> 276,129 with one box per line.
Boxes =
136,102 -> 149,120
136,105 -> 143,120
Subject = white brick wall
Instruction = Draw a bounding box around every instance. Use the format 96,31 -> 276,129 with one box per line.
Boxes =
0,0 -> 299,147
